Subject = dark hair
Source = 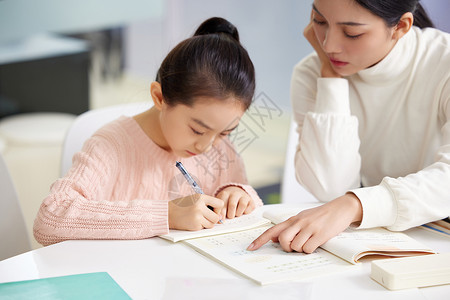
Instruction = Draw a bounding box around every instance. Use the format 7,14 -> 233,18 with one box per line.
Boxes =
156,17 -> 255,109
354,0 -> 434,29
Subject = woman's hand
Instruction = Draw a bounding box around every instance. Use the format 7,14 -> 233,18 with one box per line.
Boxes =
247,193 -> 362,253
304,14 -> 341,78
216,186 -> 256,219
168,194 -> 224,231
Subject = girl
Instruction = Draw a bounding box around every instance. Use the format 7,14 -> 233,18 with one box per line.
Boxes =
34,17 -> 263,246
249,0 -> 450,253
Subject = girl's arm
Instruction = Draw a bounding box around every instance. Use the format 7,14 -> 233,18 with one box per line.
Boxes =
33,137 -> 168,246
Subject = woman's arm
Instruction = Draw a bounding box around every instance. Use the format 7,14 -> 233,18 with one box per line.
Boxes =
291,23 -> 362,202
353,76 -> 450,231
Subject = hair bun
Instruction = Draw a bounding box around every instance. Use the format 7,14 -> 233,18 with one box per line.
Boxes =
194,17 -> 240,42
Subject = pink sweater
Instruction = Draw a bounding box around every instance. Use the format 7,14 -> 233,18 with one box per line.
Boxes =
34,116 -> 262,246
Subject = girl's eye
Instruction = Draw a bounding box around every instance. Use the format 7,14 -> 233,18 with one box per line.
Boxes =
220,132 -> 231,137
191,128 -> 204,135
312,18 -> 326,26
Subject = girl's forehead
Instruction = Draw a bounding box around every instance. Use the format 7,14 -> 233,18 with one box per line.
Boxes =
190,96 -> 246,111
180,98 -> 245,129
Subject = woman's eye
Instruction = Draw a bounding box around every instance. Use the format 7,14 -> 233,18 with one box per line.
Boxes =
345,32 -> 363,39
312,18 -> 326,26
191,128 -> 204,135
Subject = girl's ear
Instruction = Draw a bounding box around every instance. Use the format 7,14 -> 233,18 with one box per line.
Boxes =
393,12 -> 413,40
150,81 -> 165,111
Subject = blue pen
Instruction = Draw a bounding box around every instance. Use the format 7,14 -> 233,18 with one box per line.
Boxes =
175,161 -> 223,224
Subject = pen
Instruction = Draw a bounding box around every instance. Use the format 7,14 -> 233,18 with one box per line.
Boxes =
175,161 -> 223,224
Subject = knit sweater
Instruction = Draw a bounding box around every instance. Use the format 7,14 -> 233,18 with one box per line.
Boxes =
291,26 -> 450,231
34,116 -> 262,246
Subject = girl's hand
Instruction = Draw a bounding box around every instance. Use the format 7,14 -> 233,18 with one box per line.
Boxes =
216,186 -> 256,219
304,13 -> 341,78
168,194 -> 224,231
247,193 -> 362,253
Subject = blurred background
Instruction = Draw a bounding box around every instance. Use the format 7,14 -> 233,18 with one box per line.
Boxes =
0,0 -> 449,250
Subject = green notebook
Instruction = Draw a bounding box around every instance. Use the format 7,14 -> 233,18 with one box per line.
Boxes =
0,272 -> 131,299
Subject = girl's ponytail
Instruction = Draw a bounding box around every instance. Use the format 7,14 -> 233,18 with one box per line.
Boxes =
194,17 -> 240,42
156,17 -> 255,109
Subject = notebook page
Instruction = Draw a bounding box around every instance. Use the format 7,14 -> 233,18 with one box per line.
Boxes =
262,203 -> 321,224
184,225 -> 354,285
321,227 -> 436,264
160,209 -> 271,242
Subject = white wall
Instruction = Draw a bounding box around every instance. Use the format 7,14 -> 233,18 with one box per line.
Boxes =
0,0 -> 164,43
422,0 -> 450,33
125,0 -> 313,111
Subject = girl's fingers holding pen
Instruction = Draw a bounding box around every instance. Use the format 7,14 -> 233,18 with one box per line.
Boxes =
202,195 -> 224,211
202,195 -> 224,223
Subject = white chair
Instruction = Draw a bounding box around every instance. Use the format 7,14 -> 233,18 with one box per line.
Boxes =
280,119 -> 318,203
60,101 -> 152,176
0,112 -> 77,250
0,152 -> 31,260
0,136 -> 5,154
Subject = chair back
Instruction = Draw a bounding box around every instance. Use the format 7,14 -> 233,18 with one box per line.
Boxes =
280,119 -> 317,203
60,102 -> 152,176
0,153 -> 31,260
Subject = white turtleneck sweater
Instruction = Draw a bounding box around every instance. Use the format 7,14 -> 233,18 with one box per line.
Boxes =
291,26 -> 450,231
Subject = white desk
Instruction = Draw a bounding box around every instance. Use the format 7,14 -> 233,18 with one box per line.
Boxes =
0,205 -> 449,300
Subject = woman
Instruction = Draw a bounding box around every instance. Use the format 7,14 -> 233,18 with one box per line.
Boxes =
248,0 -> 450,253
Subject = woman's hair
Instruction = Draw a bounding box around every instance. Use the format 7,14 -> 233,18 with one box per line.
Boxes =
156,17 -> 255,109
354,0 -> 434,29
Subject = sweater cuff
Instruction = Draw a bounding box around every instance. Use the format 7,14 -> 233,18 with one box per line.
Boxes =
149,200 -> 170,236
350,183 -> 397,229
214,183 -> 264,207
315,78 -> 350,115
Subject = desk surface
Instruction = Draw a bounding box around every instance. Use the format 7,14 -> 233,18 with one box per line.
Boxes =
0,204 -> 449,300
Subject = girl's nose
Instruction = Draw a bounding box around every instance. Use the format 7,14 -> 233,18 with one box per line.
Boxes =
195,136 -> 215,153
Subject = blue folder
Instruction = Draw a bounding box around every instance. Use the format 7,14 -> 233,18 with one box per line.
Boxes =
0,272 -> 131,299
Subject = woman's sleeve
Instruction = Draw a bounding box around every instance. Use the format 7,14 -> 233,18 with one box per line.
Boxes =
352,77 -> 450,230
291,57 -> 361,202
33,136 -> 168,246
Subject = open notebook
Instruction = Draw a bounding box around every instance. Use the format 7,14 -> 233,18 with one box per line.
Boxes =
171,204 -> 436,285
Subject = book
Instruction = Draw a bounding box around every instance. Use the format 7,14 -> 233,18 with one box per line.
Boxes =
182,204 -> 436,285
0,272 -> 131,300
160,210 -> 272,242
420,218 -> 450,238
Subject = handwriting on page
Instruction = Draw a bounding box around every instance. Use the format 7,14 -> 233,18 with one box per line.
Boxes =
336,228 -> 412,244
185,225 -> 353,284
337,233 -> 406,242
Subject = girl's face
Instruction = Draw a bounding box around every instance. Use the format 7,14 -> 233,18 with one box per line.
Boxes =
312,0 -> 398,76
159,98 -> 245,158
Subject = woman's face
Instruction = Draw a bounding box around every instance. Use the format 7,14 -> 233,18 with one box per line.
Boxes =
312,0 -> 398,76
159,97 -> 245,158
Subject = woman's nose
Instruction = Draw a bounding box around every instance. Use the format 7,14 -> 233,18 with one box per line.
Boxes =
322,28 -> 341,54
